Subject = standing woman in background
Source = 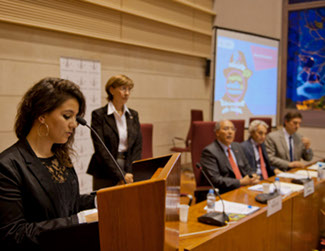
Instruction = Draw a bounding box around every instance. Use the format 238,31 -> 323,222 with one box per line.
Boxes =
87,75 -> 142,190
0,78 -> 96,250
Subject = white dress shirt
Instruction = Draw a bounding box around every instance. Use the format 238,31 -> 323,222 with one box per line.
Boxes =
283,128 -> 294,157
107,101 -> 130,152
250,138 -> 262,175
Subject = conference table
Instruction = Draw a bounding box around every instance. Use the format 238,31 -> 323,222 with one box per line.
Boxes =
177,164 -> 325,251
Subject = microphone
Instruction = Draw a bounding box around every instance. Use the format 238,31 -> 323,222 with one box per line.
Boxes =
291,168 -> 311,185
196,163 -> 229,226
255,179 -> 280,204
76,116 -> 127,184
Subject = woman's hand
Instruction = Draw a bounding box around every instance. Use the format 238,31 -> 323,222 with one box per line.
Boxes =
124,173 -> 134,184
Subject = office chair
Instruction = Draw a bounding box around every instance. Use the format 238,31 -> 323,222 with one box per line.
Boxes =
230,119 -> 245,142
170,109 -> 203,154
140,123 -> 153,159
191,121 -> 216,203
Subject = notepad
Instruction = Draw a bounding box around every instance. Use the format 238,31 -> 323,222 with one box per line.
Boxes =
204,200 -> 260,215
308,162 -> 325,170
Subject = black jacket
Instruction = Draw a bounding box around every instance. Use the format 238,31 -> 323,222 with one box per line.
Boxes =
200,140 -> 253,194
87,105 -> 142,183
0,139 -> 95,251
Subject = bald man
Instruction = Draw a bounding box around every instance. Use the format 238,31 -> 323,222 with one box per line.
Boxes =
199,120 -> 259,194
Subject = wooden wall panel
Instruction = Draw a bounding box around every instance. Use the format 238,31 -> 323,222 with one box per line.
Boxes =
124,0 -> 194,25
122,15 -> 194,53
0,0 -> 214,170
0,0 -> 214,57
0,20 -> 210,162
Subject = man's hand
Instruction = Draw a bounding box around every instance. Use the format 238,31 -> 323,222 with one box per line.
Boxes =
240,174 -> 260,186
288,161 -> 304,169
301,137 -> 311,149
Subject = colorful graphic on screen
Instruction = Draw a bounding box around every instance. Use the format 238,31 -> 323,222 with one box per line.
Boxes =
286,7 -> 325,111
213,29 -> 279,126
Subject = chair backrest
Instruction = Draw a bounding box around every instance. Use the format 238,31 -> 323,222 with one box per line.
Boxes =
140,123 -> 153,159
230,119 -> 245,142
185,109 -> 203,147
191,121 -> 216,187
249,117 -> 272,134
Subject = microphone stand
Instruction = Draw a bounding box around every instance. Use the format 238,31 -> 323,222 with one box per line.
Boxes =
76,116 -> 127,184
196,163 -> 229,226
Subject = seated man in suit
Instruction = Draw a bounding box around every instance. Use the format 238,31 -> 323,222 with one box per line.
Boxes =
265,111 -> 313,171
241,120 -> 281,180
200,120 -> 260,194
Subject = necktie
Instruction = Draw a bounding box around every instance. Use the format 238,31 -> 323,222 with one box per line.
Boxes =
227,148 -> 242,179
289,136 -> 293,161
258,145 -> 268,179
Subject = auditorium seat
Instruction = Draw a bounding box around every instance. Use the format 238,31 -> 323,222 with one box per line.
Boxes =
191,121 -> 216,203
230,119 -> 245,142
170,109 -> 203,154
140,123 -> 153,159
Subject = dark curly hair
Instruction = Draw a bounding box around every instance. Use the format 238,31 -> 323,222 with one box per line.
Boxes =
15,77 -> 86,166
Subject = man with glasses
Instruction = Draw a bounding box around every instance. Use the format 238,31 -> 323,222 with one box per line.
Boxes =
265,111 -> 313,171
199,120 -> 260,194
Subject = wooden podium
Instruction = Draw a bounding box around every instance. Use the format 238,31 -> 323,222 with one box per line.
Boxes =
97,153 -> 181,251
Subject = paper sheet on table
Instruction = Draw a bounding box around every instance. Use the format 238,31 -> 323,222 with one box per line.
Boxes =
276,170 -> 317,179
308,162 -> 325,170
294,170 -> 317,178
248,182 -> 304,195
204,200 -> 260,215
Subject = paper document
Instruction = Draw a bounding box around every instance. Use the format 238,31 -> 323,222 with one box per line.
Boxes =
308,162 -> 325,170
277,170 -> 317,180
294,170 -> 317,178
204,200 -> 260,215
249,182 -> 304,196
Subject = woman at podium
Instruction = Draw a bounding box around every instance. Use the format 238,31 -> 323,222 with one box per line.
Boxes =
0,78 -> 96,250
87,75 -> 142,189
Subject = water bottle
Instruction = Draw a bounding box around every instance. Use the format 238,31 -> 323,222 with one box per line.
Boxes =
318,164 -> 325,180
206,189 -> 216,212
274,177 -> 281,194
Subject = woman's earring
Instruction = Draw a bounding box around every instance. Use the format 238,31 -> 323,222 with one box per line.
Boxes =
38,122 -> 49,137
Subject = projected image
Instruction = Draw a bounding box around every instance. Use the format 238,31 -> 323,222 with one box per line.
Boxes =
213,29 -> 279,126
286,7 -> 325,111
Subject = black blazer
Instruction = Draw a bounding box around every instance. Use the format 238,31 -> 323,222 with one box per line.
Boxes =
0,139 -> 95,251
240,139 -> 275,178
87,105 -> 142,183
200,140 -> 253,194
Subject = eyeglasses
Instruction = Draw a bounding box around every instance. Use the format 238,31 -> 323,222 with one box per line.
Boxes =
222,126 -> 237,132
118,86 -> 133,93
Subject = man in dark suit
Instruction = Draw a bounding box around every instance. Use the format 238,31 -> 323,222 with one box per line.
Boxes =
265,111 -> 313,171
199,120 -> 260,194
241,120 -> 281,180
